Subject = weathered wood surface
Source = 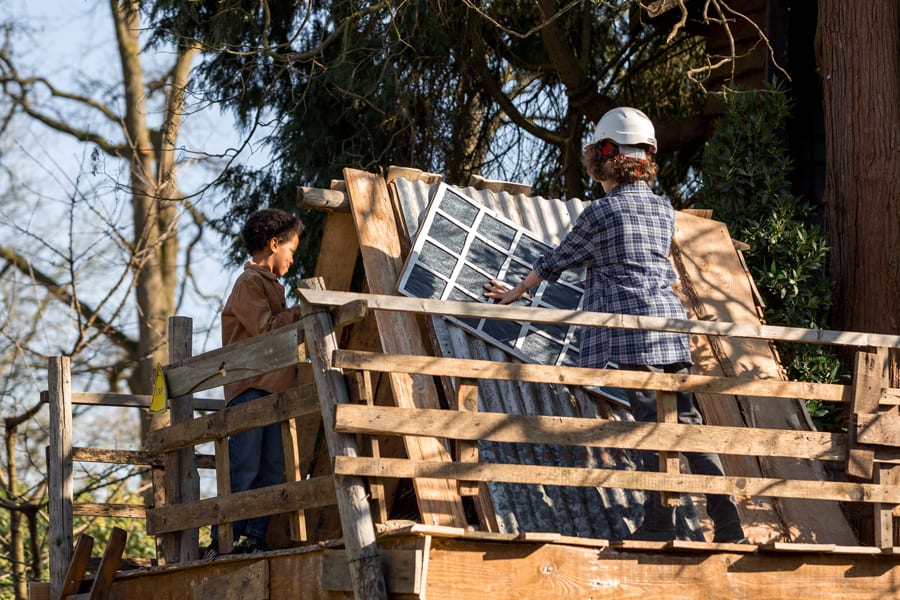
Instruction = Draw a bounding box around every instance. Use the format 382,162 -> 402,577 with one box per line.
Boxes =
162,322 -> 305,398
145,385 -> 318,452
48,356 -> 74,600
296,287 -> 900,350
333,404 -> 847,461
73,502 -> 146,519
73,447 -> 164,467
343,167 -> 468,527
333,348 -> 846,403
65,391 -> 222,411
299,276 -> 387,600
146,476 -> 338,535
672,211 -> 858,544
849,348 -> 890,477
190,560 -> 268,600
334,456 -> 900,504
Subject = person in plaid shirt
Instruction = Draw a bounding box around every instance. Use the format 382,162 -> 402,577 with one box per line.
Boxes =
484,107 -> 745,544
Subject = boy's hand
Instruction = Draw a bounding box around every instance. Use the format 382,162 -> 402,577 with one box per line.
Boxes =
483,279 -> 526,305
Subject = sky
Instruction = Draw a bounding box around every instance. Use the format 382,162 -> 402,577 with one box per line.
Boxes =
2,0 -> 277,473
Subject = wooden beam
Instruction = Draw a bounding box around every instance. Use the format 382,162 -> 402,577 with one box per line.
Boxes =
73,447 -> 163,467
334,456 -> 900,504
74,503 -> 146,519
146,476 -> 338,535
334,404 -> 847,460
455,380 -> 480,496
343,168 -> 468,528
299,275 -> 387,599
162,323 -> 305,398
297,186 -> 349,212
145,385 -> 318,452
48,356 -> 74,600
297,288 -> 900,349
333,349 -> 848,403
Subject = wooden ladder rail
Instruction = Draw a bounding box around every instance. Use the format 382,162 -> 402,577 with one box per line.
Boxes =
57,527 -> 127,600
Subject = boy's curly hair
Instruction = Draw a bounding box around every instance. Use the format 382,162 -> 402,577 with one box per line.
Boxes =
583,143 -> 658,184
241,208 -> 305,254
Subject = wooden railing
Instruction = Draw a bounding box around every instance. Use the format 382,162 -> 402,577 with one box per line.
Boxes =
46,286 -> 900,599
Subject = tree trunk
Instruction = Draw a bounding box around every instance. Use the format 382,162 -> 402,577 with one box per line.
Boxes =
815,1 -> 900,351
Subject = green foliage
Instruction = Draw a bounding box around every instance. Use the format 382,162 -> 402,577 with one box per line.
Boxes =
697,84 -> 846,430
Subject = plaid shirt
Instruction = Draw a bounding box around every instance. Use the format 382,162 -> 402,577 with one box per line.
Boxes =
534,181 -> 691,368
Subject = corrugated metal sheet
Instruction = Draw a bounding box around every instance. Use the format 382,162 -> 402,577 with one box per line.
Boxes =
392,178 -> 703,541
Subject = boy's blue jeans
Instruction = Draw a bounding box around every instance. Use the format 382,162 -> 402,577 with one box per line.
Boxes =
212,387 -> 285,544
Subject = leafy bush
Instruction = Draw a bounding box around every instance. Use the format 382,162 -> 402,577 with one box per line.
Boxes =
696,84 -> 846,430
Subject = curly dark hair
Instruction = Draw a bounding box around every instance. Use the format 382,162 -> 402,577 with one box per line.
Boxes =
583,142 -> 658,184
240,208 -> 305,254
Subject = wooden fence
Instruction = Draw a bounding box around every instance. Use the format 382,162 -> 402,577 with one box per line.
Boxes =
46,286 -> 900,599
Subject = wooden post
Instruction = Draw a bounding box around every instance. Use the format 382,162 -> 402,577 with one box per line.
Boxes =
456,379 -> 480,496
657,391 -> 681,507
48,356 -> 74,599
213,438 -> 234,554
848,347 -> 888,479
167,316 -> 200,562
300,277 -> 386,600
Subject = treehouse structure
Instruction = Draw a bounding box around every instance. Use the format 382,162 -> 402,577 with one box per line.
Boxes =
36,167 -> 900,599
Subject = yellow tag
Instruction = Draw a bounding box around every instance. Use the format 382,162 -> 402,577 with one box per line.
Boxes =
149,363 -> 168,414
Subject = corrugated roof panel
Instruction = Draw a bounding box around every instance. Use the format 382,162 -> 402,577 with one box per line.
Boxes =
393,177 -> 704,541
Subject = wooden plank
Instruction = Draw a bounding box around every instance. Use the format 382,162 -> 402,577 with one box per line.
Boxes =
162,323 -> 305,398
874,465 -> 900,549
849,348 -> 889,478
73,503 -> 146,519
73,447 -> 163,467
281,418 -> 308,542
857,413 -> 900,447
59,534 -> 93,599
467,173 -> 532,196
297,287 -> 900,349
48,356 -> 74,600
455,379 -> 480,496
146,476 -> 338,536
343,168 -> 467,527
145,385 -> 318,452
167,317 -> 200,563
87,527 -> 126,600
213,437 -> 233,555
311,211 -> 360,292
673,211 -> 858,545
657,391 -> 681,507
334,456 -> 900,504
321,549 -> 423,594
334,404 -> 847,460
350,370 -> 389,524
333,349 -> 847,403
298,276 -> 386,599
191,560 -> 268,600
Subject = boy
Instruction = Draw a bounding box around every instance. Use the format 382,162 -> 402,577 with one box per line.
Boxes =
484,107 -> 744,543
209,207 -> 305,556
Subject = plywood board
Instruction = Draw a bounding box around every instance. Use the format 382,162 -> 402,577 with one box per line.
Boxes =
672,211 -> 858,544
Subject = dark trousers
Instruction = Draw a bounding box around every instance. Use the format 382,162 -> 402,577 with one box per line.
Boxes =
622,363 -> 743,538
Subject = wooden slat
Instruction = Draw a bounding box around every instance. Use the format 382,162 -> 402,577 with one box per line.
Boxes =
145,385 -> 318,452
162,323 -> 305,398
146,476 -> 338,535
333,349 -> 848,403
281,418 -> 308,542
321,549 -> 423,594
857,413 -> 900,447
334,456 -> 900,504
848,348 -> 889,478
343,167 -> 467,528
297,277 -> 387,599
60,534 -> 93,598
87,527 -> 126,600
455,379 -> 480,496
72,447 -> 163,467
297,288 -> 900,349
334,404 -> 847,460
657,391 -> 681,507
73,503 -> 146,519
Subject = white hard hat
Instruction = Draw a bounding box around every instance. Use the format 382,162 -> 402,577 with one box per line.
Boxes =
588,107 -> 657,153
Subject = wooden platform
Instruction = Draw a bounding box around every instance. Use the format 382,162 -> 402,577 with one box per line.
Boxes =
34,526 -> 900,599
